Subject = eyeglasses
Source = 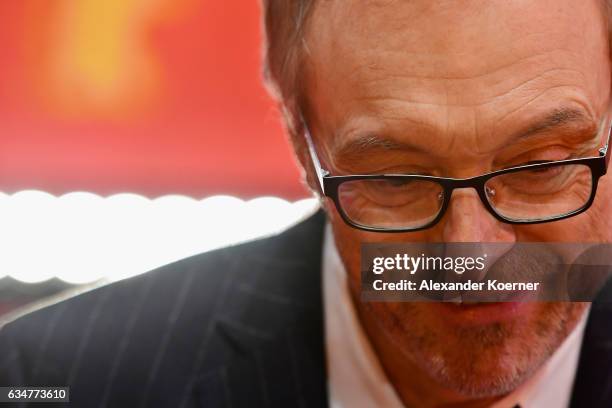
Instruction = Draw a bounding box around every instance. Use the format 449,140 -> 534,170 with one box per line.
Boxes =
304,118 -> 612,233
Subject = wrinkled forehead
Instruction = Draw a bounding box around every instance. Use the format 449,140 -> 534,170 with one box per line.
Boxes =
303,0 -> 610,137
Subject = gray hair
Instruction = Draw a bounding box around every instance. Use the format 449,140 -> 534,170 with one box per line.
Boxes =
261,0 -> 316,151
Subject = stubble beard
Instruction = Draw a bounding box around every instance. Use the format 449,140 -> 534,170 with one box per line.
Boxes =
367,301 -> 587,398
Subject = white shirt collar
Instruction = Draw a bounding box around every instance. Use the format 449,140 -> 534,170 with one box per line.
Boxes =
322,223 -> 589,408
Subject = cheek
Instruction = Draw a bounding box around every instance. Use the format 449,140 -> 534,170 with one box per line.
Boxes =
515,215 -> 603,243
325,199 -> 432,289
590,178 -> 612,239
325,201 -> 367,286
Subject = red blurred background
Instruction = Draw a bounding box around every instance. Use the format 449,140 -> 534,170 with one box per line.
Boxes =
0,0 -> 308,199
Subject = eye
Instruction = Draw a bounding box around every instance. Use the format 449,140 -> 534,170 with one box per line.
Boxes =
499,146 -> 573,172
506,159 -> 561,173
387,178 -> 414,187
523,161 -> 561,174
522,159 -> 554,166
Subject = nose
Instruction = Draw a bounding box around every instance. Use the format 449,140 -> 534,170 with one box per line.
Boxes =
441,188 -> 515,243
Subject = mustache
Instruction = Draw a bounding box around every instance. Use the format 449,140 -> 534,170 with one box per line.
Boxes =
362,243 -> 612,302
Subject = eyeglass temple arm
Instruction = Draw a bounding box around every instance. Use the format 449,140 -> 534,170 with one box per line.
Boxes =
303,123 -> 329,195
599,120 -> 612,171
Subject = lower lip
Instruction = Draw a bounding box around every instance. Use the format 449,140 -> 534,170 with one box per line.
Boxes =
431,302 -> 534,326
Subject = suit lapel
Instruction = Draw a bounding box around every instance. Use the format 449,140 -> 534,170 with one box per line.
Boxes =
192,210 -> 328,407
571,281 -> 612,407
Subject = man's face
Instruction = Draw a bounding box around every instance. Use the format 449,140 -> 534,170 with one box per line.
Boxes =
301,0 -> 611,398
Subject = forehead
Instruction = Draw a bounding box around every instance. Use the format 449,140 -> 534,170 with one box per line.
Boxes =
303,0 -> 610,149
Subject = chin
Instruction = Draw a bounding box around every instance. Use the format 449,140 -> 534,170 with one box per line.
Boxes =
369,301 -> 588,398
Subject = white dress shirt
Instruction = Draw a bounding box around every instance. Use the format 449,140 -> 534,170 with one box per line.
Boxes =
322,224 -> 589,408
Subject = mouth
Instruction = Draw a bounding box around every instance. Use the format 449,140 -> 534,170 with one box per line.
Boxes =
432,301 -> 535,326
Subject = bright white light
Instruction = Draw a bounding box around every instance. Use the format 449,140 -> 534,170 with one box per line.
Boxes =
0,191 -> 319,284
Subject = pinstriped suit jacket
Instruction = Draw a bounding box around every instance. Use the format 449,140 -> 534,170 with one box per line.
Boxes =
0,210 -> 610,407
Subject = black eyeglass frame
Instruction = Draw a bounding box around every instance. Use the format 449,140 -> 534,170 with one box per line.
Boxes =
304,119 -> 612,233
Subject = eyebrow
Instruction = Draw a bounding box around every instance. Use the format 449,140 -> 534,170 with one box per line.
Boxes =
332,107 -> 596,159
333,133 -> 424,158
516,107 -> 595,141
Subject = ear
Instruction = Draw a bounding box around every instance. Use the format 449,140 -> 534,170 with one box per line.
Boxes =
291,130 -> 322,197
277,99 -> 323,197
290,129 -> 336,223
